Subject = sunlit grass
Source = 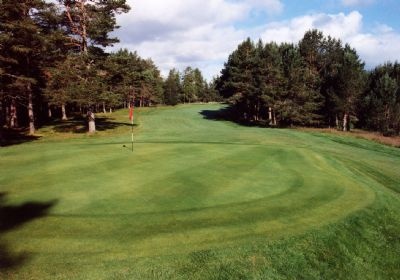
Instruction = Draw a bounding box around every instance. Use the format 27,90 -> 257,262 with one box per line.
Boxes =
0,104 -> 399,279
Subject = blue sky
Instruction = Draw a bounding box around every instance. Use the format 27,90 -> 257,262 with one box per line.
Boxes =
112,0 -> 400,80
279,0 -> 399,29
238,0 -> 399,29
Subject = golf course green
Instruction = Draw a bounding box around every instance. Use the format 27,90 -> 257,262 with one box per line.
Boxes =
1,104 -> 399,279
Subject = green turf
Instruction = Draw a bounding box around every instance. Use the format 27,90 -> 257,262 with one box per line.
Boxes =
0,104 -> 399,279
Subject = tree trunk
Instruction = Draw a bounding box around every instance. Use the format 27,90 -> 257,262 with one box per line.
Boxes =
102,102 -> 106,113
80,0 -> 88,54
0,100 -> 4,145
385,106 -> 390,133
5,104 -> 10,128
10,99 -> 18,128
61,104 -> 67,120
87,110 -> 95,133
28,89 -> 35,135
272,110 -> 277,126
0,124 -> 3,146
48,106 -> 52,118
109,108 -> 112,113
268,107 -> 272,125
343,113 -> 349,132
335,114 -> 339,130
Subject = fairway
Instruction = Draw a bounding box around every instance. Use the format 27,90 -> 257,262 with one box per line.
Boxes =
1,104 -> 399,279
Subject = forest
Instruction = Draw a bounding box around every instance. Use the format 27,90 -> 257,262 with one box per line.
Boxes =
0,0 -> 216,140
217,30 -> 400,135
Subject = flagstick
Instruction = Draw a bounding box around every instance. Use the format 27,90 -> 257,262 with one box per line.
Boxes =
131,113 -> 134,152
129,95 -> 135,152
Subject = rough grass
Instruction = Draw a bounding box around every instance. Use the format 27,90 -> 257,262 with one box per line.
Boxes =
0,104 -> 399,279
298,127 -> 400,148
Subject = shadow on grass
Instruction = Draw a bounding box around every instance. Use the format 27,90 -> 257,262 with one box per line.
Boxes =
0,128 -> 41,147
199,106 -> 233,122
200,106 -> 270,128
0,193 -> 57,271
1,115 -> 136,147
51,115 -> 133,134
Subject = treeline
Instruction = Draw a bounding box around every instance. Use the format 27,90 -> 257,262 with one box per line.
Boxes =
0,1 -> 216,140
360,63 -> 400,135
164,67 -> 219,106
216,30 -> 400,135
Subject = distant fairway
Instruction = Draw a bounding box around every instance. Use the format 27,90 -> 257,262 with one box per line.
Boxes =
1,104 -> 399,279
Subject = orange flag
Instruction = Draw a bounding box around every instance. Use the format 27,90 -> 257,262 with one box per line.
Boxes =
129,106 -> 134,121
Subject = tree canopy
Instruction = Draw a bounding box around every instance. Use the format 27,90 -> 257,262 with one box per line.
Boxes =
216,30 -> 399,134
0,0 -> 215,140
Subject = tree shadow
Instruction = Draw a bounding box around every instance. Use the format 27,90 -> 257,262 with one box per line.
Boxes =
51,116 -> 133,133
95,117 -> 134,132
199,106 -> 234,122
0,128 -> 41,147
0,192 -> 57,271
200,106 -> 270,128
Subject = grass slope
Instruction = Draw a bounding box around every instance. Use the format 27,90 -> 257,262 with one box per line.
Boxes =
0,104 -> 399,279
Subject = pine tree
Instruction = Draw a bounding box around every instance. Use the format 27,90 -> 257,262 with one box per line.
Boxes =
256,41 -> 283,125
193,68 -> 207,103
216,38 -> 256,121
319,36 -> 344,127
57,0 -> 130,132
278,43 -> 322,126
164,69 -> 181,106
0,0 -> 55,135
361,63 -> 400,135
334,45 -> 366,131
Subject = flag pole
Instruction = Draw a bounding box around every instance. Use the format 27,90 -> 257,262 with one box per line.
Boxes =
130,96 -> 134,152
131,110 -> 134,152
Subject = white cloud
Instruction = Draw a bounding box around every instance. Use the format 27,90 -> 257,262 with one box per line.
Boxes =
260,11 -> 364,43
111,1 -> 400,80
372,23 -> 393,34
341,0 -> 375,7
245,0 -> 284,14
111,0 -> 283,80
259,11 -> 400,68
348,32 -> 400,66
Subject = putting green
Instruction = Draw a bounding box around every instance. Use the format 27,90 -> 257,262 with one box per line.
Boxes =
0,104 -> 399,279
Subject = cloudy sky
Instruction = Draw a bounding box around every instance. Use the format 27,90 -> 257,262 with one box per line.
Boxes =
110,0 -> 400,80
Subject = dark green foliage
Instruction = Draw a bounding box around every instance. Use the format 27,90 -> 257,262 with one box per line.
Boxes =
181,67 -> 201,103
360,62 -> 400,135
217,36 -> 324,126
0,0 -> 58,133
216,30 -> 375,131
57,0 -> 130,53
85,0 -> 130,48
0,0 -> 207,135
333,45 -> 366,131
179,66 -> 216,104
217,38 -> 258,120
279,43 -> 322,126
164,69 -> 181,105
1,0 -> 132,133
